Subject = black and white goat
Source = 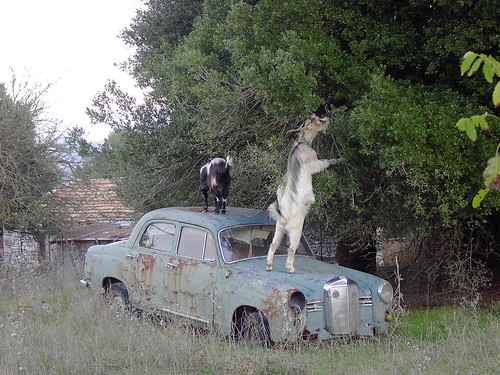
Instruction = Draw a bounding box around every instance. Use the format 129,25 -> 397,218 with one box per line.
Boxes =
200,156 -> 233,214
266,115 -> 341,273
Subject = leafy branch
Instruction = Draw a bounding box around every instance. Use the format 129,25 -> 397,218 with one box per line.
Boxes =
456,52 -> 500,208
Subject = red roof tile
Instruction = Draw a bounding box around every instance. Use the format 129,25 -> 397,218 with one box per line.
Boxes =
52,179 -> 135,224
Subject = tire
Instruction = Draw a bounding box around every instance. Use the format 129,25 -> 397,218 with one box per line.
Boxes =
240,311 -> 272,348
106,282 -> 130,310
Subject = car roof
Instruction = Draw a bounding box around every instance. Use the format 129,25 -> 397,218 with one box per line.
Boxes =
135,206 -> 274,233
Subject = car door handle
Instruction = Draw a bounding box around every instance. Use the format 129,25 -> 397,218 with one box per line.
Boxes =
166,262 -> 177,269
125,253 -> 138,259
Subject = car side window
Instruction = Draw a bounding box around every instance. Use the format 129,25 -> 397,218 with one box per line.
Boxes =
204,234 -> 215,261
178,227 -> 215,261
138,222 -> 176,252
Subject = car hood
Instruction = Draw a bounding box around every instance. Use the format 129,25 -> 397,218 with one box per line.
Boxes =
226,255 -> 384,300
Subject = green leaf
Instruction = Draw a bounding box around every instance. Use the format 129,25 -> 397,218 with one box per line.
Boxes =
467,57 -> 483,76
471,114 -> 489,131
456,117 -> 466,131
472,188 -> 489,208
478,115 -> 490,131
493,82 -> 500,108
483,155 -> 500,190
461,52 -> 478,76
457,118 -> 477,141
465,119 -> 477,141
482,60 -> 493,83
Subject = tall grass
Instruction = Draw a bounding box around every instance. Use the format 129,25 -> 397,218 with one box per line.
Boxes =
0,262 -> 498,375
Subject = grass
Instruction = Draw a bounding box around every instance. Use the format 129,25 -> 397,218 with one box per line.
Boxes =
0,262 -> 498,375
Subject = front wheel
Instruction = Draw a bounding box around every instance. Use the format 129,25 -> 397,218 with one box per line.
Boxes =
240,311 -> 271,348
106,282 -> 130,310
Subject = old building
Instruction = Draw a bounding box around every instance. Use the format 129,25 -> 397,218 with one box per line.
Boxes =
1,179 -> 136,266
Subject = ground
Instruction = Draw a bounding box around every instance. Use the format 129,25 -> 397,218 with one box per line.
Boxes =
393,267 -> 500,310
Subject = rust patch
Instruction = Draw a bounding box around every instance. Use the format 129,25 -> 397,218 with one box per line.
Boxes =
262,287 -> 282,316
137,253 -> 155,271
134,253 -> 157,297
176,257 -> 201,269
184,291 -> 196,299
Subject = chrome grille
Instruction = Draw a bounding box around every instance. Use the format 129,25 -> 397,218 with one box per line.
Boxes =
323,276 -> 359,335
306,300 -> 324,312
359,295 -> 373,307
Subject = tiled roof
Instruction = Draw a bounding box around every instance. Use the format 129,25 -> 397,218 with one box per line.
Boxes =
57,222 -> 135,242
52,179 -> 135,225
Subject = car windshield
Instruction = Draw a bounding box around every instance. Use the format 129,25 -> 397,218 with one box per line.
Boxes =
219,225 -> 313,263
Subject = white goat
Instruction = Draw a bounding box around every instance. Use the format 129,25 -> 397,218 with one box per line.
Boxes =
266,114 -> 341,273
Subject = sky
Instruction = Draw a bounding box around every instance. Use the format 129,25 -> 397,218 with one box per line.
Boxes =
0,0 -> 143,143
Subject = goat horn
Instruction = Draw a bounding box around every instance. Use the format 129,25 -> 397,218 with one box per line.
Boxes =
286,115 -> 318,136
286,127 -> 302,135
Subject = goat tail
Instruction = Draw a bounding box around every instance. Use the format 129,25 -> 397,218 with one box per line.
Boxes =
268,184 -> 286,222
268,200 -> 284,222
225,155 -> 234,168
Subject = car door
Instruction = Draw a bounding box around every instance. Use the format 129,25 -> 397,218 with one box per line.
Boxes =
162,225 -> 218,326
125,221 -> 176,310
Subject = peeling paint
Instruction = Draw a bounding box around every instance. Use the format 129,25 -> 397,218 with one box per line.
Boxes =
82,207 -> 393,343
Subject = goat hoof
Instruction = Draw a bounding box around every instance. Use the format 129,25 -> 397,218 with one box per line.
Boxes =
221,210 -> 226,214
266,265 -> 272,271
202,209 -> 208,213
214,210 -> 220,214
286,268 -> 295,274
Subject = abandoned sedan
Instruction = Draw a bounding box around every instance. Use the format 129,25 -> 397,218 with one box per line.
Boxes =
81,207 -> 393,345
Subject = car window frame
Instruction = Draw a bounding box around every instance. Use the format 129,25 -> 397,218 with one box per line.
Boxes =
176,224 -> 217,263
218,224 -> 315,264
136,220 -> 177,253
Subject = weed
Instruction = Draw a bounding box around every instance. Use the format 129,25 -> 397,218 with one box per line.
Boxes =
0,262 -> 498,374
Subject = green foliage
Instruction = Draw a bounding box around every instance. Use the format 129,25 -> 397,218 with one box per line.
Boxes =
322,74 -> 498,237
456,52 -> 500,207
121,0 -> 203,87
0,81 -> 67,234
81,0 -> 500,292
456,114 -> 490,142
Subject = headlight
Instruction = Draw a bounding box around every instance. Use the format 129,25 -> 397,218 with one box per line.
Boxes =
378,281 -> 393,304
288,290 -> 306,314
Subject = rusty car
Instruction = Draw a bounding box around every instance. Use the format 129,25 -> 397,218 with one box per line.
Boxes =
80,207 -> 393,346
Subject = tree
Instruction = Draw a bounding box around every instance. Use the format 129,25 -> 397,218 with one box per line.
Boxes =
83,0 -> 500,294
121,0 -> 204,88
0,77 -> 69,236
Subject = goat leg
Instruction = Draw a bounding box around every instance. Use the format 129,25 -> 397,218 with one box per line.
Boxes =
266,226 -> 285,271
285,229 -> 302,274
266,245 -> 276,271
221,197 -> 227,214
308,158 -> 334,174
285,246 -> 296,274
214,197 -> 221,214
202,190 -> 209,212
